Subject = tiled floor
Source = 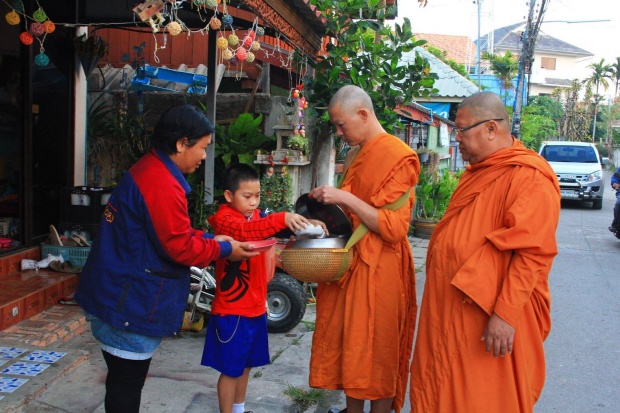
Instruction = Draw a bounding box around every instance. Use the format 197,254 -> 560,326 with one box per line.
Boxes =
0,246 -> 79,331
0,347 -> 68,395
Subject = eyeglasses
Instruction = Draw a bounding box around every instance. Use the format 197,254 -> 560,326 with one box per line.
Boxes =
456,118 -> 504,135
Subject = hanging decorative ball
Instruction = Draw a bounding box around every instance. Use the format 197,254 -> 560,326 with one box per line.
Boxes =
292,89 -> 300,99
19,32 -> 34,45
34,52 -> 49,66
167,21 -> 182,36
256,27 -> 265,36
229,56 -> 238,65
5,11 -> 20,25
32,8 -> 47,23
222,49 -> 233,60
192,0 -> 205,6
227,34 -> 239,46
242,36 -> 252,48
216,37 -> 228,50
222,14 -> 233,26
235,48 -> 247,61
29,22 -> 45,36
205,0 -> 218,8
246,52 -> 255,63
43,20 -> 56,34
209,17 -> 221,30
250,41 -> 260,52
248,30 -> 256,39
11,0 -> 24,12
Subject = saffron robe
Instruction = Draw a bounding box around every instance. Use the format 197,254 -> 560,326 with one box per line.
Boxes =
309,133 -> 420,412
410,139 -> 561,413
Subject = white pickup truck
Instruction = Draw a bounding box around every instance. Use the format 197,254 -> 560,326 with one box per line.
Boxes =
539,141 -> 606,209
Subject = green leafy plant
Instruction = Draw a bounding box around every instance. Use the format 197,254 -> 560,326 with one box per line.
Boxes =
286,133 -> 308,153
214,113 -> 275,166
283,384 -> 327,408
260,171 -> 293,212
415,168 -> 459,222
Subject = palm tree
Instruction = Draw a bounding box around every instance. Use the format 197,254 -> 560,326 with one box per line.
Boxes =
482,51 -> 519,104
583,58 -> 612,140
609,57 -> 620,99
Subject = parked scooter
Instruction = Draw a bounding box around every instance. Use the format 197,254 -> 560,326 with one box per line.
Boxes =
184,240 -> 308,333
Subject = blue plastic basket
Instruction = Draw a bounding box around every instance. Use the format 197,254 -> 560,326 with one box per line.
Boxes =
41,244 -> 91,267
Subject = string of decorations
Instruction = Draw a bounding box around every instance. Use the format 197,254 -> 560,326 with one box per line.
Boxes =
3,0 -> 55,66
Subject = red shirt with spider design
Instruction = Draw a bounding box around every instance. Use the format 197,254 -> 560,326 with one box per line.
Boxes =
208,204 -> 287,316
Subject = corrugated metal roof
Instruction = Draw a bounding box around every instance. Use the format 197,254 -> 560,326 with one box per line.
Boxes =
478,23 -> 593,57
400,47 -> 479,99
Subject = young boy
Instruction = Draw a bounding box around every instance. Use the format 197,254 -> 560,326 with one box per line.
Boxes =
202,163 -> 326,413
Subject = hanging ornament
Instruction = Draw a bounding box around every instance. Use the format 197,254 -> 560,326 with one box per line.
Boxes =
205,0 -> 218,8
242,36 -> 252,48
192,0 -> 205,6
248,30 -> 256,39
246,52 -> 255,63
167,21 -> 182,36
256,27 -> 265,36
236,48 -> 247,61
222,14 -> 233,26
229,56 -> 238,65
5,11 -> 20,25
222,49 -> 233,60
19,32 -> 34,45
250,41 -> 260,52
216,37 -> 228,50
228,34 -> 239,46
11,0 -> 24,12
43,20 -> 56,34
209,17 -> 221,30
35,52 -> 49,66
30,22 -> 45,36
32,8 -> 46,23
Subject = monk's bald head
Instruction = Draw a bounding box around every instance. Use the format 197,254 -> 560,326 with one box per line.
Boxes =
328,85 -> 375,115
458,92 -> 511,135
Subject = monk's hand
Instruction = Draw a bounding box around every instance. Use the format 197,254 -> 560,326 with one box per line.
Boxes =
482,313 -> 515,357
309,185 -> 346,205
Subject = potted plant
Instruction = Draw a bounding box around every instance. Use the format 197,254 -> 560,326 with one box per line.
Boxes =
287,133 -> 308,154
413,167 -> 460,239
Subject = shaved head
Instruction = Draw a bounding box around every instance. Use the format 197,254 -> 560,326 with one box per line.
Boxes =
458,92 -> 511,134
329,85 -> 375,115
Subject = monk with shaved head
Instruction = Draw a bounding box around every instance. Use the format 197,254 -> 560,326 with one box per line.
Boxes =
308,85 -> 420,413
410,91 -> 561,412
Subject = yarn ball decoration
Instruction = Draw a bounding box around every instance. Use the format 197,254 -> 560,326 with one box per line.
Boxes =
248,30 -> 256,39
222,14 -> 233,26
32,8 -> 46,23
205,0 -> 218,8
250,41 -> 260,52
242,36 -> 252,48
235,48 -> 247,61
34,52 -> 49,66
229,56 -> 238,65
221,49 -> 233,60
11,0 -> 24,12
192,0 -> 205,6
43,20 -> 56,34
19,32 -> 34,45
167,21 -> 182,36
209,17 -> 221,30
29,22 -> 45,36
256,27 -> 265,36
5,11 -> 20,25
216,37 -> 228,50
246,52 -> 255,63
227,34 -> 239,46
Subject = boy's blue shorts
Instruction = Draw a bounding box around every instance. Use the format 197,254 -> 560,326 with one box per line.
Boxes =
201,313 -> 270,378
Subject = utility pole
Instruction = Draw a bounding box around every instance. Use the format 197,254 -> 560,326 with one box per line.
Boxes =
511,0 -> 549,138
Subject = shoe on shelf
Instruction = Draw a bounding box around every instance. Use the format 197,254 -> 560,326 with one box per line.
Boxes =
37,254 -> 64,269
21,259 -> 38,271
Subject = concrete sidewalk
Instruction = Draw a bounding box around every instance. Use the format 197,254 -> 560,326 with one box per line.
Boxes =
1,237 -> 428,413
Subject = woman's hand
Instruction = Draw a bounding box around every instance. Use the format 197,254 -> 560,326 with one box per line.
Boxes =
227,240 -> 260,261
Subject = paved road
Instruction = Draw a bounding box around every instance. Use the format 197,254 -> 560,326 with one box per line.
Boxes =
536,170 -> 620,412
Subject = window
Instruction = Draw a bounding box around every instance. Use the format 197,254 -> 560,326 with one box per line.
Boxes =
541,57 -> 556,70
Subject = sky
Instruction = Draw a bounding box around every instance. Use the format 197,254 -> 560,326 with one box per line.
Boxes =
396,0 -> 620,82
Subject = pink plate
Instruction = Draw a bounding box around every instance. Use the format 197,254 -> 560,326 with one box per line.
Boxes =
247,239 -> 277,252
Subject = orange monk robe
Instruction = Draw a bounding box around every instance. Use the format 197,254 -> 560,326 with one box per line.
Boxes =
410,139 -> 561,413
309,133 -> 420,413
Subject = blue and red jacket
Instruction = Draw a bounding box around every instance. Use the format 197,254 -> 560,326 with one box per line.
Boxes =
75,149 -> 231,337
